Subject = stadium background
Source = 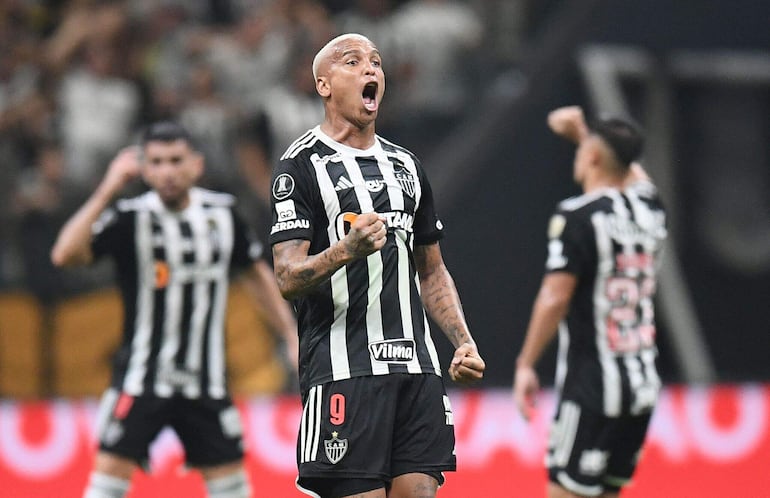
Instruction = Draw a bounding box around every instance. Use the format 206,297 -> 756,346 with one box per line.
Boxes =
1,0 -> 768,496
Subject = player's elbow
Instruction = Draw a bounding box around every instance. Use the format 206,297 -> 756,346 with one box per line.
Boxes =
50,246 -> 69,268
50,245 -> 88,268
274,272 -> 301,301
537,287 -> 572,315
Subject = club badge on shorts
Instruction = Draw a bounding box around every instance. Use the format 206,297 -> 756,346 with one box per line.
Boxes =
324,431 -> 348,464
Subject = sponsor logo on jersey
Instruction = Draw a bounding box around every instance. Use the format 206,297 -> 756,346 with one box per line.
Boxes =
275,200 -> 297,221
271,219 -> 310,234
334,176 -> 355,191
272,173 -> 295,200
392,160 -> 416,198
365,179 -> 386,192
333,176 -> 387,192
324,432 -> 348,464
154,261 -> 170,288
368,338 -> 415,363
335,211 -> 414,240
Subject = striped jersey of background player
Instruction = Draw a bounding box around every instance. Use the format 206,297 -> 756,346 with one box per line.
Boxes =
50,122 -> 298,498
513,106 -> 667,498
269,33 -> 486,498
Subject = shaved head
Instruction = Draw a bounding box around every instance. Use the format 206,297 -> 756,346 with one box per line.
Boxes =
312,33 -> 374,80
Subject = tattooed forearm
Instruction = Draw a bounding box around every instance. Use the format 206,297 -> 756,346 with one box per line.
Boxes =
420,263 -> 472,348
272,239 -> 354,300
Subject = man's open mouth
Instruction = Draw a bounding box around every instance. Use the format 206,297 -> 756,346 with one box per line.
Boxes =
363,82 -> 378,111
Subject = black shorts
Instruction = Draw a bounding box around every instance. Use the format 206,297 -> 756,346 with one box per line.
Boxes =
547,399 -> 652,496
296,373 -> 456,496
94,388 -> 244,468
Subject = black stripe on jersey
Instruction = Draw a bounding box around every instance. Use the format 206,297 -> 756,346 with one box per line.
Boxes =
180,221 -> 195,264
175,283 -> 195,368
147,282 -> 166,391
199,280 -> 217,394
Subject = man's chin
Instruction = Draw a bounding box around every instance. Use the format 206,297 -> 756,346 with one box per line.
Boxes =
158,191 -> 187,210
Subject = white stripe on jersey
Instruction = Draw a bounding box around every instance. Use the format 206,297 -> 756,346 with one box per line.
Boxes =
183,203 -> 214,398
592,211 -> 623,417
283,131 -> 318,160
155,212 -> 184,397
207,207 -> 234,399
124,209 -> 155,395
342,155 -> 390,376
300,385 -> 322,463
310,153 -> 352,380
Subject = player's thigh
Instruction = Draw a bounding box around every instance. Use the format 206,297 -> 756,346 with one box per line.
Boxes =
297,377 -> 398,475
172,397 -> 245,468
92,451 -> 138,480
391,374 -> 455,479
94,388 -> 168,467
603,412 -> 652,492
547,400 -> 610,497
388,472 -> 438,498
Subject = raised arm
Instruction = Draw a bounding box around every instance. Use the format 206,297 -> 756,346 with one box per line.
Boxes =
272,212 -> 386,300
414,242 -> 485,384
513,272 -> 577,421
547,105 -> 590,144
50,147 -> 141,267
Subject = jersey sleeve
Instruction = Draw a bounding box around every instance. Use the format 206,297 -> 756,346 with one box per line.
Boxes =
544,207 -> 593,277
91,207 -> 133,261
413,164 -> 445,245
230,207 -> 264,270
269,155 -> 315,245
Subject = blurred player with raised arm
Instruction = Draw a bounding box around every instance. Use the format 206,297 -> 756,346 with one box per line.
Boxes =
51,122 -> 297,498
269,33 -> 485,498
513,106 -> 667,498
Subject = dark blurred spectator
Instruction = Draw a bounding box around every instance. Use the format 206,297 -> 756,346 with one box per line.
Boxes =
388,0 -> 483,155
204,3 -> 293,118
57,38 -> 141,190
11,142 -> 86,303
179,62 -> 239,190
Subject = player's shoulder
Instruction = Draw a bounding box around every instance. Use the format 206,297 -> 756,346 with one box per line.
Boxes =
557,188 -> 615,215
115,191 -> 154,213
377,134 -> 418,161
280,127 -> 325,162
625,179 -> 659,200
193,187 -> 236,208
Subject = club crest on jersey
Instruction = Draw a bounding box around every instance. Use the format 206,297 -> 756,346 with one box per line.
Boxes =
324,432 -> 348,464
393,164 -> 415,198
369,338 -> 415,363
272,173 -> 295,200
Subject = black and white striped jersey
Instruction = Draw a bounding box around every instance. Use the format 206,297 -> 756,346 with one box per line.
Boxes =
269,126 -> 445,394
545,180 -> 667,417
91,187 -> 263,399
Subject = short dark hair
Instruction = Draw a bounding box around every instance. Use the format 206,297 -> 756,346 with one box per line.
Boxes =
140,121 -> 197,149
588,117 -> 644,168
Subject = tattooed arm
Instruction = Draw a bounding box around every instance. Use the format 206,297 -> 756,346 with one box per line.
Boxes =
272,212 -> 386,300
415,242 -> 485,384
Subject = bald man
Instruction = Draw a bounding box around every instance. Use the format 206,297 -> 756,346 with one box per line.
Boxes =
269,34 -> 485,498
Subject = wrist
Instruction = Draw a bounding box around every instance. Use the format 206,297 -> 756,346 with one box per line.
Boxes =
516,356 -> 535,370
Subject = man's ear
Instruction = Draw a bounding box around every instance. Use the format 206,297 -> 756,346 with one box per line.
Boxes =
192,152 -> 205,180
316,76 -> 330,98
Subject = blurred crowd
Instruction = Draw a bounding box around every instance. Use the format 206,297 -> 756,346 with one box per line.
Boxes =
0,0 -> 529,302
